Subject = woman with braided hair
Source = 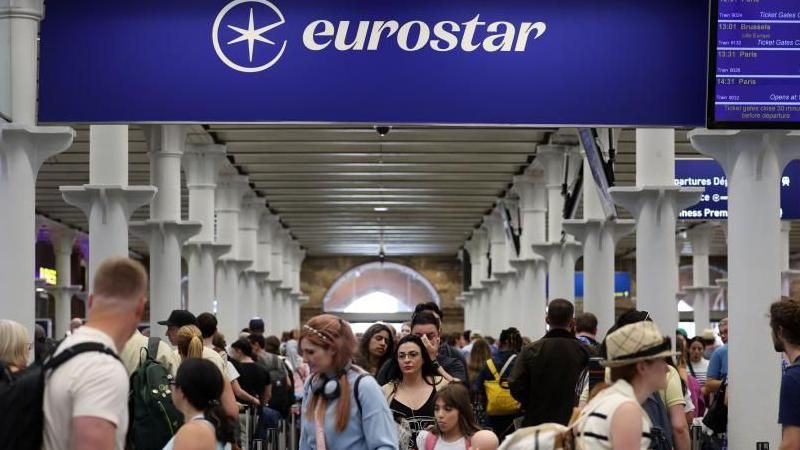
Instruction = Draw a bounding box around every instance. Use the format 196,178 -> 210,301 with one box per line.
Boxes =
299,314 -> 398,450
163,358 -> 236,450
472,327 -> 523,441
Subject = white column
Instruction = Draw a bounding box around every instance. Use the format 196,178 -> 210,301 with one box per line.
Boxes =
500,198 -> 523,331
464,236 -> 485,331
255,213 -> 275,326
468,229 -> 489,333
238,195 -> 264,327
509,173 -> 549,337
533,145 -> 582,303
279,236 -> 298,330
610,129 -> 702,333
46,227 -> 82,339
485,210 -> 512,337
214,172 -> 250,338
689,129 -> 800,449
290,246 -> 306,330
182,144 -> 230,314
780,222 -> 800,295
131,126 -> 201,331
564,157 -> 635,336
269,227 -> 288,332
683,224 -> 720,334
61,126 -> 155,288
0,0 -> 74,338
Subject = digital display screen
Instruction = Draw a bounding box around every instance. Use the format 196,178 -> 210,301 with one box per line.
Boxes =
709,0 -> 800,128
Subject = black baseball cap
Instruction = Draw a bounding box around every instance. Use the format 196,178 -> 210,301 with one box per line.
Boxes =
249,318 -> 265,333
158,309 -> 197,327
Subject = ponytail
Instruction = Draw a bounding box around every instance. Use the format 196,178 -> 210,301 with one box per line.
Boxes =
187,336 -> 203,359
204,402 -> 237,445
177,325 -> 205,359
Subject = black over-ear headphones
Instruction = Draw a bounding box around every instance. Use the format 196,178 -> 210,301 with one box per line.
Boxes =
310,364 -> 352,401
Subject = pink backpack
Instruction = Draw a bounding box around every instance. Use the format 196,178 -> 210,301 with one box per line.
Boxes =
424,432 -> 471,450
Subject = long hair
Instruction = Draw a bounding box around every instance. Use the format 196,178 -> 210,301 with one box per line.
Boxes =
177,325 -> 204,359
300,314 -> 357,433
355,323 -> 395,375
174,358 -> 236,445
467,338 -> 492,383
432,383 -> 482,438
385,334 -> 440,386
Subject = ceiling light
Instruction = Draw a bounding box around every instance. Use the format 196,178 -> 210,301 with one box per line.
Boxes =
374,207 -> 389,212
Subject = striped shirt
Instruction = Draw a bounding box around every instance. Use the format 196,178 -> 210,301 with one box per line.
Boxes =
689,358 -> 709,387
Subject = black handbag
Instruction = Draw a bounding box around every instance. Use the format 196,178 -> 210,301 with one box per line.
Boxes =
702,379 -> 728,434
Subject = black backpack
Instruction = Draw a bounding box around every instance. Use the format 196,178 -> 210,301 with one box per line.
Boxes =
127,337 -> 183,450
0,342 -> 118,450
267,356 -> 295,418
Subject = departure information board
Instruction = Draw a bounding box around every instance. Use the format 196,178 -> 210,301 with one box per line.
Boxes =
710,0 -> 800,128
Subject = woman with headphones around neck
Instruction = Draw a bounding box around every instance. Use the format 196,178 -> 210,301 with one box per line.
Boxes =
299,314 -> 399,450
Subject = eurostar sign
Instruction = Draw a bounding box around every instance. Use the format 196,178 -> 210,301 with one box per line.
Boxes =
38,0 -> 710,125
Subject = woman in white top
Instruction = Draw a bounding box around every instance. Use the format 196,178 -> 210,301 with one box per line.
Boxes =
163,358 -> 236,450
687,337 -> 710,387
575,321 -> 675,450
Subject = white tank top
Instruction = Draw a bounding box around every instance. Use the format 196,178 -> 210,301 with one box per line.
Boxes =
162,415 -> 232,450
574,380 -> 653,450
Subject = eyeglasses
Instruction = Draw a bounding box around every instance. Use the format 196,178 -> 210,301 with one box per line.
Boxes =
398,352 -> 421,360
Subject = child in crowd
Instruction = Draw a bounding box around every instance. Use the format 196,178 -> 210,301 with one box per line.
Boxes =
416,383 -> 499,450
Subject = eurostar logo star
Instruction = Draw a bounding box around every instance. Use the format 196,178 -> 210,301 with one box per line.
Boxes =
212,0 -> 287,73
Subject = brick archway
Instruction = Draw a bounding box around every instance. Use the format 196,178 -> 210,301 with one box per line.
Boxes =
322,261 -> 441,313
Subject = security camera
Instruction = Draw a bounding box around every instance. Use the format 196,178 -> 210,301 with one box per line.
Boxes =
375,126 -> 391,137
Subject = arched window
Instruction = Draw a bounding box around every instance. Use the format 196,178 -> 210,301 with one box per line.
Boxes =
323,262 -> 440,315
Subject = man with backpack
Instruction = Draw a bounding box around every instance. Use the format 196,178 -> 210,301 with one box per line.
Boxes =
121,329 -> 178,377
122,328 -> 183,450
43,257 -> 149,450
249,334 -> 293,419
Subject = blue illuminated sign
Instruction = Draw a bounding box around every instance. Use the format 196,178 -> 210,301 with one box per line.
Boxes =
38,0 -> 709,125
574,272 -> 631,299
675,159 -> 800,220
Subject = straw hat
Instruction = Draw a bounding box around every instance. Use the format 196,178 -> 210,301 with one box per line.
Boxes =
602,321 -> 677,368
702,329 -> 716,342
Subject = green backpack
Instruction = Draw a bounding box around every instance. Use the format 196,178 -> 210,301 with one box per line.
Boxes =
127,337 -> 183,450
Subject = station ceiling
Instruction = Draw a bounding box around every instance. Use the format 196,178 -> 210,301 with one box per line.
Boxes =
34,126 -> 771,260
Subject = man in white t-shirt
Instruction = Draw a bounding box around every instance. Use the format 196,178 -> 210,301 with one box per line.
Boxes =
120,329 -> 179,377
43,257 -> 149,450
